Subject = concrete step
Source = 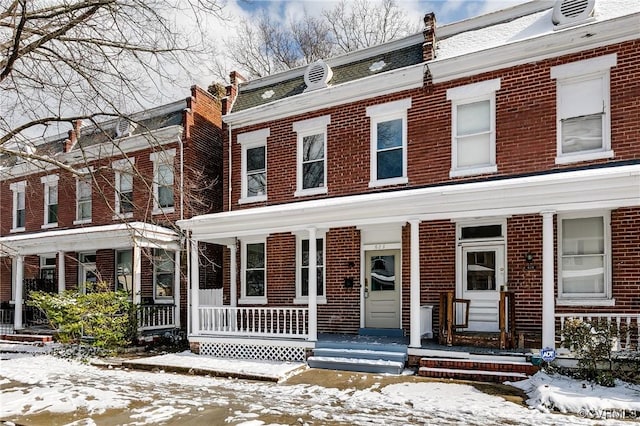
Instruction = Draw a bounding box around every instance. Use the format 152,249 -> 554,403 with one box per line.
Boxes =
313,347 -> 407,363
0,334 -> 53,343
419,357 -> 539,375
308,356 -> 405,375
418,366 -> 528,383
315,340 -> 407,354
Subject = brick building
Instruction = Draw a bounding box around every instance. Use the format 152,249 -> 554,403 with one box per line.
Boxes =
0,86 -> 224,337
179,0 -> 640,362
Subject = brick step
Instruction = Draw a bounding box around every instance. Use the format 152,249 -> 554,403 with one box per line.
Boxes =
1,334 -> 54,343
418,366 -> 528,383
419,357 -> 539,375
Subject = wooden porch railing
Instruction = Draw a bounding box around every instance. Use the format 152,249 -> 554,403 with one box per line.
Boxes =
556,313 -> 640,352
198,306 -> 309,339
499,291 -> 516,350
138,304 -> 176,331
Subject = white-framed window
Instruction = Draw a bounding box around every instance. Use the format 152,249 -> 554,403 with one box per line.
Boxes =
74,168 -> 93,224
293,115 -> 330,197
115,249 -> 133,297
294,234 -> 327,304
447,78 -> 500,177
153,248 -> 174,302
551,54 -> 616,164
40,255 -> 56,281
150,149 -> 176,214
238,128 -> 269,204
239,239 -> 267,304
557,211 -> 613,305
41,174 -> 59,228
9,181 -> 26,232
78,252 -> 97,293
366,98 -> 411,187
112,158 -> 135,219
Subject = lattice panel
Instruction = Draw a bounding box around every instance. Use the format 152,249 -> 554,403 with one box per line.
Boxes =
199,342 -> 306,362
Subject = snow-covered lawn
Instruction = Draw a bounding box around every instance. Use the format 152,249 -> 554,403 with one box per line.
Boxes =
1,348 -> 639,425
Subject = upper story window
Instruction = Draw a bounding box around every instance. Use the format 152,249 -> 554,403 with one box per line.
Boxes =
41,174 -> 59,228
293,115 -> 330,197
551,54 -> 616,164
150,149 -> 176,215
558,211 -> 612,306
238,128 -> 269,204
366,98 -> 411,187
10,181 -> 26,232
153,248 -> 174,302
294,235 -> 326,304
240,239 -> 267,304
447,78 -> 500,178
75,168 -> 92,224
112,158 -> 135,219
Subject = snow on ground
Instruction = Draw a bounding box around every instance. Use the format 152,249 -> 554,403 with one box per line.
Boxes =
1,351 -> 639,425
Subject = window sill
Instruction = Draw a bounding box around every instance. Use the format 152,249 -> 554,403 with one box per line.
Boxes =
555,150 -> 614,165
293,296 -> 327,305
295,187 -> 328,197
556,298 -> 615,307
368,176 -> 408,188
450,165 -> 497,178
10,227 -> 25,233
41,223 -> 58,229
238,195 -> 267,205
152,207 -> 175,215
152,299 -> 175,305
238,297 -> 268,305
112,212 -> 134,220
73,219 -> 92,225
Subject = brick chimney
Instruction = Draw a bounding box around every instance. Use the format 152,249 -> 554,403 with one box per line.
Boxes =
64,119 -> 82,152
223,71 -> 246,114
423,12 -> 437,61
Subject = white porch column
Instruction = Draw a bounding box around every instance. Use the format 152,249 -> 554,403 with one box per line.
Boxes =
57,251 -> 65,294
541,211 -> 556,349
228,242 -> 237,307
409,220 -> 422,348
133,244 -> 142,305
190,239 -> 200,335
174,249 -> 181,328
308,227 -> 318,342
14,255 -> 24,330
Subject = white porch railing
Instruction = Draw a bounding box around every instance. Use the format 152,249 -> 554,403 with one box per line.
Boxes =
198,306 -> 309,339
138,304 -> 176,331
556,313 -> 640,351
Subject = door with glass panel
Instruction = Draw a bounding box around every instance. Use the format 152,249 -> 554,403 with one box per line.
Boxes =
364,250 -> 401,329
460,245 -> 504,332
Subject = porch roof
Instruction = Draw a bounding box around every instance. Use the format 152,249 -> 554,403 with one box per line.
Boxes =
0,222 -> 180,256
179,164 -> 640,243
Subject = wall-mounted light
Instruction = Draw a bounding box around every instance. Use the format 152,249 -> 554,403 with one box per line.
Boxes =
525,252 -> 535,270
347,261 -> 355,268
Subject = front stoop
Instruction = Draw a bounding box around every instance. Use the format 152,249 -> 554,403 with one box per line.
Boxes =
308,341 -> 408,375
418,357 -> 539,383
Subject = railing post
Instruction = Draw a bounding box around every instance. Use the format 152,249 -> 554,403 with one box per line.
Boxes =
446,290 -> 454,346
499,291 -> 506,349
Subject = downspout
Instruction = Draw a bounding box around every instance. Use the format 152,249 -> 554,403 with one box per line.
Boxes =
228,122 -> 232,211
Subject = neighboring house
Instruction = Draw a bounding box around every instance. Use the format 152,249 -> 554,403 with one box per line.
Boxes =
179,0 -> 640,363
0,86 -> 223,338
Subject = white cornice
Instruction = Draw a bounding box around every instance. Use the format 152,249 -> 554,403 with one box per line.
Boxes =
224,64 -> 425,128
429,13 -> 640,84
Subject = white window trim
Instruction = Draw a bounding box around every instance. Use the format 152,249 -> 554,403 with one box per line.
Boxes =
238,128 -> 270,204
153,248 -> 175,303
74,167 -> 93,225
293,115 -> 330,197
150,149 -> 176,215
556,210 -> 613,305
9,180 -> 26,233
78,252 -> 97,294
41,174 -> 59,229
366,98 -> 411,188
551,54 -> 616,165
112,158 -> 135,219
447,78 -> 500,178
293,232 -> 327,305
239,238 -> 268,305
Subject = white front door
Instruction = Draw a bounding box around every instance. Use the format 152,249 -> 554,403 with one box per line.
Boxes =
364,250 -> 401,329
460,245 -> 505,332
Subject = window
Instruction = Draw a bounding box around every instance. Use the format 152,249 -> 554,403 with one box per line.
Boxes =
366,98 -> 411,187
293,115 -> 330,196
78,253 -> 97,293
150,149 -> 176,214
40,256 -> 56,282
75,169 -> 92,224
551,54 -> 616,164
10,181 -> 26,232
113,158 -> 134,218
153,249 -> 174,301
240,240 -> 267,303
558,213 -> 612,304
447,78 -> 500,177
41,175 -> 59,228
295,236 -> 326,304
238,129 -> 269,204
116,249 -> 133,296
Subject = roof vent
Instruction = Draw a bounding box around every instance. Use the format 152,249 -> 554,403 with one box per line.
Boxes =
115,118 -> 136,138
552,0 -> 595,27
304,60 -> 333,92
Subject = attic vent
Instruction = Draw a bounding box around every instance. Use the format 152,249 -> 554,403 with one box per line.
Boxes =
552,0 -> 595,26
304,59 -> 333,92
115,118 -> 135,138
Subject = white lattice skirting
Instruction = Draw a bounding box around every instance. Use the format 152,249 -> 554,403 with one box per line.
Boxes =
199,341 -> 307,362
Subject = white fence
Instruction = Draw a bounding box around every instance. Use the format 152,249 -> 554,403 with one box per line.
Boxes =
138,304 -> 176,331
198,306 -> 309,339
556,313 -> 640,351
